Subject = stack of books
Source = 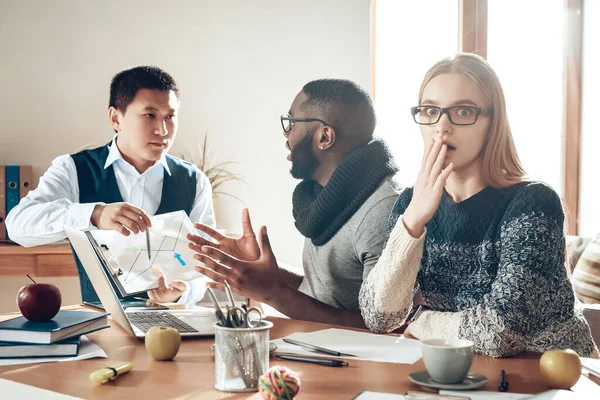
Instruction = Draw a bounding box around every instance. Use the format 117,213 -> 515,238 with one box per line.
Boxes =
0,310 -> 108,359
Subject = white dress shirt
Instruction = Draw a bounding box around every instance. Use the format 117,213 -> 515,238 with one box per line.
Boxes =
6,137 -> 215,305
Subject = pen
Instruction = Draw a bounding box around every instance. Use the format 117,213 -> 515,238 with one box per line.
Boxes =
206,287 -> 229,327
282,338 -> 357,357
224,281 -> 243,327
224,280 -> 237,307
146,229 -> 151,260
89,362 -> 133,384
275,354 -> 348,367
498,369 -> 509,392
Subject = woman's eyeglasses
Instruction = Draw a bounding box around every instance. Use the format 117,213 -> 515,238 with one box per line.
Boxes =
411,105 -> 493,126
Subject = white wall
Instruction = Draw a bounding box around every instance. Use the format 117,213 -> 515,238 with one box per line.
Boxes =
0,277 -> 81,314
0,0 -> 371,272
579,0 -> 600,237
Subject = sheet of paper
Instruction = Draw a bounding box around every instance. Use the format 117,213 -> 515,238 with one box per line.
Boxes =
355,391 -> 472,399
439,390 -> 530,399
519,390 -> 579,399
582,357 -> 600,378
273,328 -> 422,364
569,373 -> 600,395
0,335 -> 107,366
0,378 -> 82,399
89,210 -> 206,294
353,391 -> 405,400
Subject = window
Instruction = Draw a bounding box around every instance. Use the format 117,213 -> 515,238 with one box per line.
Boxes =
487,0 -> 564,193
579,1 -> 600,236
374,0 -> 459,187
374,1 -> 589,233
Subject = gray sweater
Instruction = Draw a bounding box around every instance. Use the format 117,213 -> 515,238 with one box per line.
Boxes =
298,177 -> 399,311
360,182 -> 597,357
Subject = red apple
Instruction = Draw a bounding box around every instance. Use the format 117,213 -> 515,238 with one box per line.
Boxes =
17,276 -> 62,322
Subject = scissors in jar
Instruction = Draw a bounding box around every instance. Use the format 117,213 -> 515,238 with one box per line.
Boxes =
223,280 -> 263,328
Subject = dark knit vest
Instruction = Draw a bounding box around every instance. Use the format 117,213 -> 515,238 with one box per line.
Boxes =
70,144 -> 196,304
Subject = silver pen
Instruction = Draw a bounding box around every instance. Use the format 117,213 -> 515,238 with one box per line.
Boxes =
224,280 -> 237,307
282,338 -> 357,357
206,287 -> 228,327
145,229 -> 151,260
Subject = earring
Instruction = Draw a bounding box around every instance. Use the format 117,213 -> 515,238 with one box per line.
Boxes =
319,145 -> 324,150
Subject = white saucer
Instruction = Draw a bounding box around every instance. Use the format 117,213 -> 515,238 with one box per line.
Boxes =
409,371 -> 488,390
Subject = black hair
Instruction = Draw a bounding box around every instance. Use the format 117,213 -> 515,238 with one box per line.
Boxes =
109,65 -> 179,112
301,79 -> 376,144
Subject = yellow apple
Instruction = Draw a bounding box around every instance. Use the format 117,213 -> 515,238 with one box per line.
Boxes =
145,326 -> 181,361
539,349 -> 582,389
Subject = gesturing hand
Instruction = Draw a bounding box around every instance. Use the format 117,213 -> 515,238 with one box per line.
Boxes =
193,226 -> 286,304
403,137 -> 454,238
147,268 -> 189,303
187,208 -> 260,262
91,202 -> 152,236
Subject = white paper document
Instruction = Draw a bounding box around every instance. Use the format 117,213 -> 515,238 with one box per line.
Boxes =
355,391 -> 560,400
0,378 -> 82,399
89,210 -> 205,295
439,391 -> 530,399
273,328 -> 422,364
353,392 -> 406,400
582,357 -> 600,378
520,390 -> 580,399
0,335 -> 107,366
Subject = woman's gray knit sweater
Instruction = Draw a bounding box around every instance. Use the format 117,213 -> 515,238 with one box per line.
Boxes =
359,182 -> 597,357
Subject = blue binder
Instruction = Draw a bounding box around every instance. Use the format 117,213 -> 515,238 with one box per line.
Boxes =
5,166 -> 20,241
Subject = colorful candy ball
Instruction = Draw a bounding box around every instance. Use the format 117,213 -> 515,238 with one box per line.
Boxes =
258,366 -> 301,400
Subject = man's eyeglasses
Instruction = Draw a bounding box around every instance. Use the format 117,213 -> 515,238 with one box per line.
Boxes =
281,114 -> 331,133
411,105 -> 493,126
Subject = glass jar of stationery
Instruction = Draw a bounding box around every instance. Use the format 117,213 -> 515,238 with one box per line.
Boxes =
214,319 -> 273,392
207,284 -> 272,392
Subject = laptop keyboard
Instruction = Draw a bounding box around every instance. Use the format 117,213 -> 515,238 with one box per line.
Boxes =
127,311 -> 199,333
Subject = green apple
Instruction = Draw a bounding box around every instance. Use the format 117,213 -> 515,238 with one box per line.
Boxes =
539,349 -> 582,389
145,326 -> 181,361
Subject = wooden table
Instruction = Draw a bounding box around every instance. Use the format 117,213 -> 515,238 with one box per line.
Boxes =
0,243 -> 77,277
1,309 -> 599,399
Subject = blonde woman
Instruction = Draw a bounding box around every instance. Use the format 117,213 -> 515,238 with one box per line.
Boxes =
359,53 -> 597,358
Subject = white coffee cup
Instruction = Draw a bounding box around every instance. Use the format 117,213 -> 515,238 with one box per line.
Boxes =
421,338 -> 474,384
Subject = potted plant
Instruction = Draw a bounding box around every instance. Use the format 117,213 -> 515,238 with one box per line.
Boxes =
179,133 -> 246,222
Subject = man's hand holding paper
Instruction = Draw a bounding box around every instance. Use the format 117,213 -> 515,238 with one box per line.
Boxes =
147,268 -> 190,303
91,202 -> 152,236
88,210 -> 208,297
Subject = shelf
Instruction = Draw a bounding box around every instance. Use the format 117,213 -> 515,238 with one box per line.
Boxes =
0,243 -> 78,277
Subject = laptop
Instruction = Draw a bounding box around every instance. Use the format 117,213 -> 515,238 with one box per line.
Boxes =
65,226 -> 216,338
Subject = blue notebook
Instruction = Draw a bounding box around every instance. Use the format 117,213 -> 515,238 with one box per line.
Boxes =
0,310 -> 109,344
0,336 -> 80,358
